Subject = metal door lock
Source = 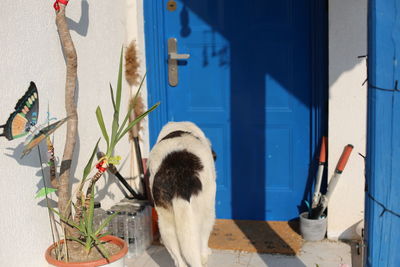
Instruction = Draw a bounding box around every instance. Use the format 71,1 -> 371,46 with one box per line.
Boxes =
168,38 -> 190,86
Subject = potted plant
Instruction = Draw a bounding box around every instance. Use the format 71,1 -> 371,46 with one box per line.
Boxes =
35,1 -> 159,265
40,48 -> 157,265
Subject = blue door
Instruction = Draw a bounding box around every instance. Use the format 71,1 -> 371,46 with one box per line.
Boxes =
145,0 -> 326,220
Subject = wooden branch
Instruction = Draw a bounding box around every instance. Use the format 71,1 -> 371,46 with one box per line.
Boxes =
73,191 -> 85,223
84,166 -> 107,208
55,4 -> 78,222
74,161 -> 106,223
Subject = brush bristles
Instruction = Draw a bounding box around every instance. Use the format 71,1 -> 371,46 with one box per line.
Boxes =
125,40 -> 140,87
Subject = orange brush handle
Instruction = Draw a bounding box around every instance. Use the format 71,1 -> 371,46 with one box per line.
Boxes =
319,136 -> 327,164
335,144 -> 354,173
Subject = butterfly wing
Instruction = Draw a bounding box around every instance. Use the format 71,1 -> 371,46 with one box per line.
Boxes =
1,82 -> 39,140
21,117 -> 69,157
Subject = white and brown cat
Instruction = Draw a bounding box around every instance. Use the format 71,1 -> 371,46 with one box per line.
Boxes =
148,121 -> 217,267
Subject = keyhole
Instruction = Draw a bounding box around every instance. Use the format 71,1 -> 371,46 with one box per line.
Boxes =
167,0 -> 177,11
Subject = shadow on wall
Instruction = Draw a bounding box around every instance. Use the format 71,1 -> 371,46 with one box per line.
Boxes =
339,219 -> 364,240
328,0 -> 367,89
67,0 -> 89,37
4,133 -> 81,208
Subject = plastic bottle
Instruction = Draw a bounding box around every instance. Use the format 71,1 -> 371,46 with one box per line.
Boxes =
135,208 -> 145,255
109,204 -> 125,239
145,205 -> 153,247
141,205 -> 150,248
107,200 -> 153,257
126,211 -> 138,258
116,210 -> 127,242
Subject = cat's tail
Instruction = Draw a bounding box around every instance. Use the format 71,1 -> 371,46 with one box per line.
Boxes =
172,198 -> 203,267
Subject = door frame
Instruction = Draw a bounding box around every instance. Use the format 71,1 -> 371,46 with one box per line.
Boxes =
143,0 -> 328,207
144,0 -> 169,144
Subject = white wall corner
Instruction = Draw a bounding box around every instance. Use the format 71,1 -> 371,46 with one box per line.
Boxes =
327,0 -> 367,240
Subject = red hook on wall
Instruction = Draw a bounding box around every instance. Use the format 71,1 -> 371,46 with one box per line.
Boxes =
53,0 -> 69,12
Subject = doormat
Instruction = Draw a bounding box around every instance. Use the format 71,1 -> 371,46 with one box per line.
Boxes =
208,219 -> 303,255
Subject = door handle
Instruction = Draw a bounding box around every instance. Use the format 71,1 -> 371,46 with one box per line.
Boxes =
168,38 -> 190,86
169,52 -> 190,60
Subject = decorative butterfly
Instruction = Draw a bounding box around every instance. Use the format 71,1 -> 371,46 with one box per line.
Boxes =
21,116 -> 70,157
0,82 -> 70,157
0,82 -> 39,140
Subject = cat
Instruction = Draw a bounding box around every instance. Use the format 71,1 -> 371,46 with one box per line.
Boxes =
148,121 -> 217,267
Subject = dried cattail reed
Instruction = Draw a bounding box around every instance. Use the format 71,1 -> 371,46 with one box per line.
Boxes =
125,40 -> 146,193
129,95 -> 145,140
125,40 -> 140,87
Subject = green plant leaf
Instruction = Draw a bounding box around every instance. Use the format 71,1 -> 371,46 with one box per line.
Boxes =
116,74 -> 147,139
67,236 -> 86,246
115,47 -> 123,114
117,105 -> 132,138
79,213 -> 87,236
117,102 -> 160,143
83,138 -> 101,182
109,83 -> 116,111
35,187 -> 57,198
98,232 -> 112,239
107,49 -> 125,155
95,106 -> 109,149
110,112 -> 120,156
92,234 -> 110,259
49,207 -> 83,232
95,212 -> 117,236
132,73 -> 147,107
85,234 -> 93,253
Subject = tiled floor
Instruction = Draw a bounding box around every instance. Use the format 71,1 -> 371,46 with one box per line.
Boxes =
125,240 -> 353,267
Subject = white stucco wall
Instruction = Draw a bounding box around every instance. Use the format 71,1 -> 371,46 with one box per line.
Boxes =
0,0 -> 145,265
328,0 -> 367,239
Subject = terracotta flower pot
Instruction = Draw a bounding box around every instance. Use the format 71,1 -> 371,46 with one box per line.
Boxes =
45,235 -> 128,267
